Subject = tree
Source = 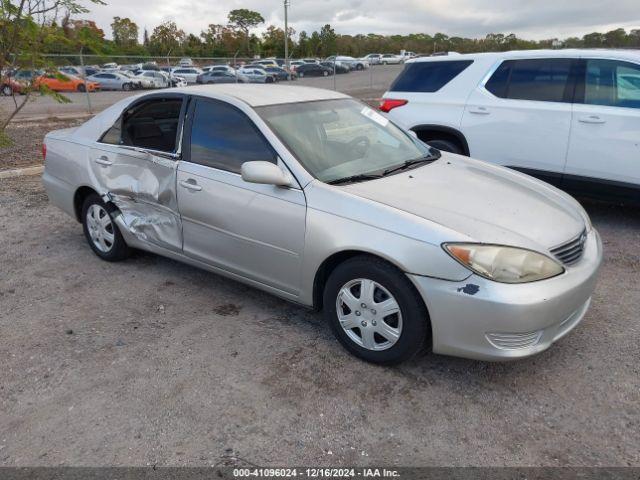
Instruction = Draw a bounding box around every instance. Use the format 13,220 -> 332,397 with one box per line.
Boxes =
111,16 -> 138,48
0,0 -> 104,142
227,8 -> 264,55
319,24 -> 336,56
149,21 -> 185,55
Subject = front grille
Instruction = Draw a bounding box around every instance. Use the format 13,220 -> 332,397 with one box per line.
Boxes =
550,230 -> 587,266
486,331 -> 543,350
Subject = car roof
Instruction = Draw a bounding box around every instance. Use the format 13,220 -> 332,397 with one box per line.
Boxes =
169,84 -> 349,107
408,48 -> 640,63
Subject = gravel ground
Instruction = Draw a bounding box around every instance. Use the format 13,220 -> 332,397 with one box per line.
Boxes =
0,173 -> 638,467
0,118 -> 83,170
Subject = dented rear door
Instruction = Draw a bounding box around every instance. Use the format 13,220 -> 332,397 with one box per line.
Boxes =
88,145 -> 183,252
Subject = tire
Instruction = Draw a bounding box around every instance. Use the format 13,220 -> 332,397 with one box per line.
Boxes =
323,70 -> 329,77
81,194 -> 131,262
323,255 -> 430,365
356,64 -> 363,71
427,138 -> 463,155
1,84 -> 13,96
298,72 -> 304,78
382,61 -> 388,65
122,83 -> 131,91
77,84 -> 86,92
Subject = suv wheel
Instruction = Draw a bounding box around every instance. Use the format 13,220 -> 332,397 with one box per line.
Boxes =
1,84 -> 13,96
323,255 -> 430,365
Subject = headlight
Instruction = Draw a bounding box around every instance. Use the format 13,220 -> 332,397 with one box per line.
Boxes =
443,243 -> 564,283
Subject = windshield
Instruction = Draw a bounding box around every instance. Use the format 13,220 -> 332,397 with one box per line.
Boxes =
257,99 -> 431,183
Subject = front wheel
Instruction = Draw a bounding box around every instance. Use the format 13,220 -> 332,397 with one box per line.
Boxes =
77,84 -> 86,92
323,70 -> 329,77
298,72 -> 304,78
1,84 -> 13,96
81,194 -> 131,262
122,82 -> 131,91
323,255 -> 430,365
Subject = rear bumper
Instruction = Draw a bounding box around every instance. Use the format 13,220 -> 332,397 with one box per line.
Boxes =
409,229 -> 603,361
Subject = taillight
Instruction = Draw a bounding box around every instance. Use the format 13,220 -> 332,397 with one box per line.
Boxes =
42,143 -> 47,160
378,98 -> 408,113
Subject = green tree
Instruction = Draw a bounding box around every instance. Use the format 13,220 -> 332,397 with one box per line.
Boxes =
319,24 -> 336,57
149,20 -> 185,55
227,8 -> 264,55
0,0 -> 104,140
111,16 -> 138,48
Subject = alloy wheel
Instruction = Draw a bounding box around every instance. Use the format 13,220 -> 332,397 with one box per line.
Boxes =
336,278 -> 403,351
86,204 -> 115,253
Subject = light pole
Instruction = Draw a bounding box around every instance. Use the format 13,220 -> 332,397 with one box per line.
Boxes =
284,0 -> 290,78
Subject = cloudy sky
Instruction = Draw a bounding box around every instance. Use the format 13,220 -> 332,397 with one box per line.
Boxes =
86,0 -> 640,41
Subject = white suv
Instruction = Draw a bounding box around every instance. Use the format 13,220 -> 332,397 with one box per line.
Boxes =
380,49 -> 640,205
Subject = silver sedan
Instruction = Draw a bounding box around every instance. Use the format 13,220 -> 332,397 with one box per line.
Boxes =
42,85 -> 602,365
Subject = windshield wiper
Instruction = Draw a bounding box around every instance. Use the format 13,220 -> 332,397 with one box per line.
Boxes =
327,173 -> 383,185
382,150 -> 441,176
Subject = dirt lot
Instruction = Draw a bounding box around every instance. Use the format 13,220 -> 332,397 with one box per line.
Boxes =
0,168 -> 639,466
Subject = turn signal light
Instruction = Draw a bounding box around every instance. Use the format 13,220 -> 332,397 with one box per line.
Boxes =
378,98 -> 408,113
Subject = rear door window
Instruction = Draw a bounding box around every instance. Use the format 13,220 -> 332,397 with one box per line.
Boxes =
100,97 -> 184,153
583,59 -> 640,109
486,58 -> 574,103
389,60 -> 474,92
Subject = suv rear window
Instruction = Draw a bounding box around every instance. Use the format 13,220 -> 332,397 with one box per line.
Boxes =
389,60 -> 473,92
485,58 -> 573,103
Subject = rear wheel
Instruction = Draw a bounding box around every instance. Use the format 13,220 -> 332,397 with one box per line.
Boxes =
122,82 -> 131,91
298,72 -> 304,78
323,70 -> 329,77
77,84 -> 86,92
81,194 -> 131,262
323,255 -> 430,365
356,64 -> 363,71
1,84 -> 13,96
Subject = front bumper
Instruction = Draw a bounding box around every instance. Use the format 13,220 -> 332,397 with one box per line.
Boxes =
409,229 -> 603,361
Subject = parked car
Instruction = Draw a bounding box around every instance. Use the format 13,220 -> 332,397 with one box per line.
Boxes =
320,61 -> 350,74
87,72 -> 137,91
1,77 -> 24,95
35,72 -> 100,92
197,70 -> 248,84
179,57 -> 194,67
262,66 -> 295,80
119,71 -> 144,89
380,49 -> 640,205
295,63 -> 333,78
135,70 -> 169,88
42,84 -> 602,365
237,67 -> 275,83
171,67 -> 203,84
380,54 -> 403,65
361,54 -> 382,65
254,59 -> 278,68
288,60 -> 306,72
100,62 -> 118,71
325,55 -> 369,70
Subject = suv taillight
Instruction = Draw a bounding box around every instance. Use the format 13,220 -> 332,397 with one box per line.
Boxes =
42,143 -> 47,160
378,98 -> 408,113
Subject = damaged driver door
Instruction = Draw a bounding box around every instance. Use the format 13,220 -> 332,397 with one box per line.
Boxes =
89,94 -> 187,252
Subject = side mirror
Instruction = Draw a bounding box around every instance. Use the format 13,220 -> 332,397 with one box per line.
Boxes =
241,161 -> 292,187
408,130 -> 418,139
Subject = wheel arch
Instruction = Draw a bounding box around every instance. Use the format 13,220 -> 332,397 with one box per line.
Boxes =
312,249 -> 424,312
411,124 -> 470,156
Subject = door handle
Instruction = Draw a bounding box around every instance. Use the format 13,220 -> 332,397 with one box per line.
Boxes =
578,115 -> 606,124
94,156 -> 113,166
179,180 -> 202,191
468,106 -> 490,115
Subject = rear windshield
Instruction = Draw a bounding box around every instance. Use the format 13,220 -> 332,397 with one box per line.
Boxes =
389,60 -> 473,92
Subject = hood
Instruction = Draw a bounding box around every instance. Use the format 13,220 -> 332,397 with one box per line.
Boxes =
341,155 -> 586,251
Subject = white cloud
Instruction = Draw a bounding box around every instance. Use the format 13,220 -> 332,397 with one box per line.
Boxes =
85,0 -> 640,42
